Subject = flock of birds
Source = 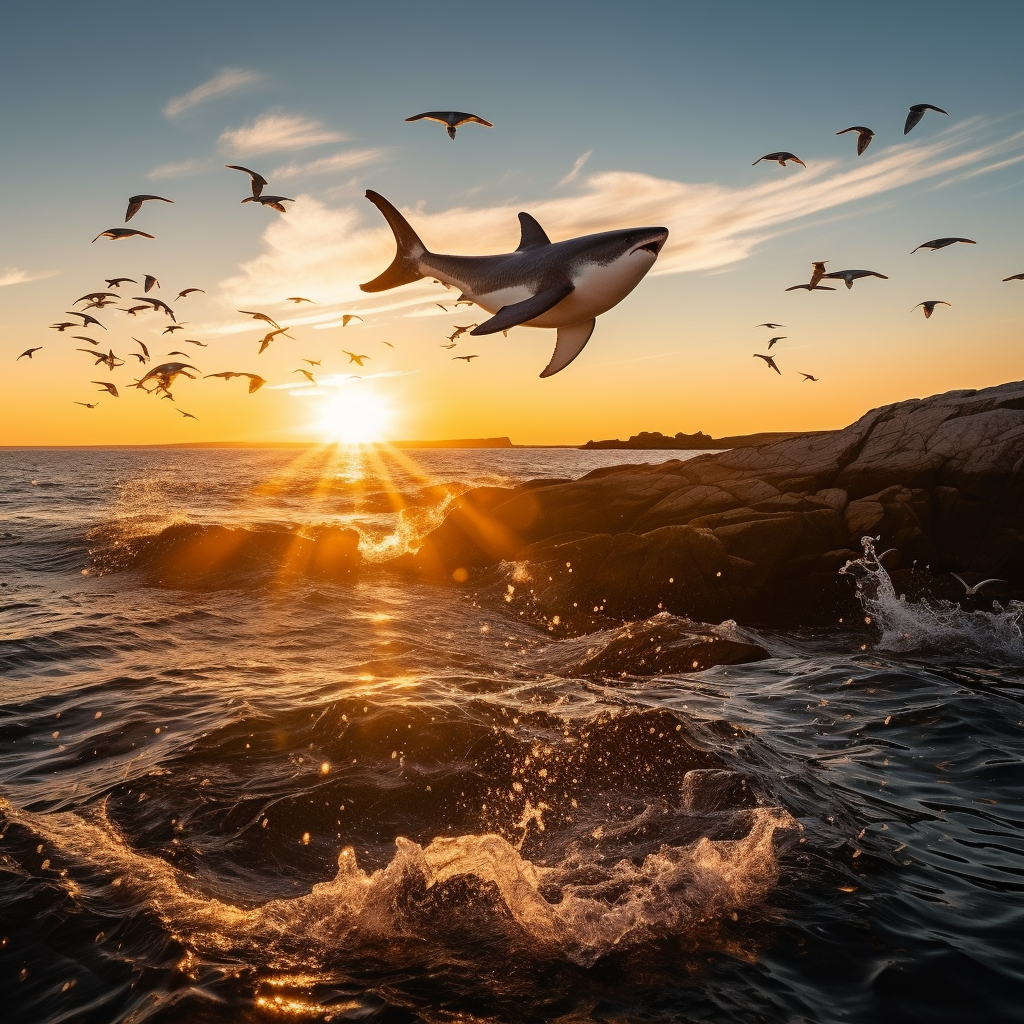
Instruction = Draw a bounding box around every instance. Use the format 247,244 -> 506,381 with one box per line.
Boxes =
13,104 -> 1024,413
748,102 -> 1024,380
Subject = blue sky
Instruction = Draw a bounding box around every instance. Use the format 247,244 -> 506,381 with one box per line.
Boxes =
3,1 -> 1024,444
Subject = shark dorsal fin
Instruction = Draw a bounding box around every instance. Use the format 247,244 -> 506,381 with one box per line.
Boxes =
517,212 -> 551,250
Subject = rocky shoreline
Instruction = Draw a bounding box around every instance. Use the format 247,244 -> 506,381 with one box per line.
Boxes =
402,381 -> 1024,631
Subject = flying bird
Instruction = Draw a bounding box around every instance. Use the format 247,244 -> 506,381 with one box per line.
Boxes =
753,353 -> 781,374
913,301 -> 951,318
302,358 -> 321,367
342,315 -> 363,326
178,409 -> 199,421
1003,273 -> 1024,282
434,303 -> 449,311
405,111 -> 494,139
359,189 -> 668,377
136,362 -> 199,391
239,310 -> 281,329
131,297 -> 176,319
799,373 -> 819,381
92,228 -> 154,242
125,195 -> 172,222
911,237 -> 976,254
836,126 -> 874,155
121,305 -> 150,316
105,277 -> 136,288
166,351 -> 191,358
176,288 -> 205,299
381,341 -> 394,348
225,164 -> 268,197
73,335 -> 99,346
241,195 -> 293,213
286,296 -> 314,303
785,283 -> 836,292
766,336 -> 787,349
453,354 -> 479,361
752,152 -> 806,168
822,269 -> 889,289
181,339 -> 207,347
65,312 -> 106,329
18,347 -> 42,360
143,275 -> 160,292
951,572 -> 1006,597
205,372 -> 267,393
132,338 -> 150,361
293,368 -> 316,383
344,351 -> 369,366
756,323 -> 786,329
904,103 -> 948,135
440,341 -> 457,349
81,298 -> 118,310
451,323 -> 479,340
257,328 -> 293,354
50,322 -> 77,331
74,292 -> 119,304
91,381 -> 119,397
74,402 -> 97,409
162,324 -> 185,334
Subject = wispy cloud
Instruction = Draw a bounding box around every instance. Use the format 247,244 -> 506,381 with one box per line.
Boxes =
269,369 -> 417,396
272,149 -> 387,180
558,149 -> 593,185
145,158 -> 210,180
0,267 -> 57,287
163,68 -> 262,118
221,119 -> 1024,308
219,109 -> 346,155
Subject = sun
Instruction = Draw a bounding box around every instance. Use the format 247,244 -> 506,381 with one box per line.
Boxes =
317,390 -> 393,444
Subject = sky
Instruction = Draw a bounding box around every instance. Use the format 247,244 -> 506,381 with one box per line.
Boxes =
2,0 -> 1024,446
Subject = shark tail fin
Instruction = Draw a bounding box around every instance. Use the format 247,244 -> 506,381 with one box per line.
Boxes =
360,191 -> 428,292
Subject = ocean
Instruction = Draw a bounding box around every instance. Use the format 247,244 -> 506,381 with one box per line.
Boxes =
2,446 -> 1022,1024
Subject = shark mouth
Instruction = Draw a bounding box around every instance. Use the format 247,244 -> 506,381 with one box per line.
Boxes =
633,238 -> 666,257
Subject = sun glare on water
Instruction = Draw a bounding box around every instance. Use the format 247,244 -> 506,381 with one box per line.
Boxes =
317,391 -> 393,444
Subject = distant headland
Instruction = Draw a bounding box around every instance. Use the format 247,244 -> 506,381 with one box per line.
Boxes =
580,429 -> 821,450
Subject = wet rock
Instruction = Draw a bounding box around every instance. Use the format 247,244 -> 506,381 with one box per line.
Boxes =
568,615 -> 769,679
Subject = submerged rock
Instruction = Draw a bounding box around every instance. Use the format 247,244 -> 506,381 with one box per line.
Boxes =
406,381 -> 1024,626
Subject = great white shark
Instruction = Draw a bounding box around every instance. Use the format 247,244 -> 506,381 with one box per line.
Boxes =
359,191 -> 669,377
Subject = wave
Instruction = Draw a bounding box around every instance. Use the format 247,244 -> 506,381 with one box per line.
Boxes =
842,537 -> 1024,662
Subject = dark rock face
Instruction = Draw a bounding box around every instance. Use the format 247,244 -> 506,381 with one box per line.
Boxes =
404,382 -> 1024,626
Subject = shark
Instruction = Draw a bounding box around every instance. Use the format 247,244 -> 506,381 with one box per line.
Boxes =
359,191 -> 669,377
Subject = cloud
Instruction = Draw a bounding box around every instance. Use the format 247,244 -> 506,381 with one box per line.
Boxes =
0,267 -> 56,287
163,68 -> 262,118
219,109 -> 346,155
220,119 -> 1024,308
272,149 -> 387,179
146,158 -> 210,180
558,149 -> 593,185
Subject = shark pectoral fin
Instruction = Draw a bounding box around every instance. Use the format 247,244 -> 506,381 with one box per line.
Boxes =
540,319 -> 596,378
470,283 -> 573,335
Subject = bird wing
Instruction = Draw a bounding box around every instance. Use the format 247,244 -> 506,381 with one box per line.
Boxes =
247,375 -> 267,393
459,115 -> 494,127
788,155 -> 807,167
904,107 -> 925,134
923,104 -> 949,115
125,199 -> 143,222
857,133 -> 872,156
1003,274 -> 1024,281
405,112 -> 446,124
226,165 -> 267,197
950,572 -> 969,591
975,579 -> 1007,590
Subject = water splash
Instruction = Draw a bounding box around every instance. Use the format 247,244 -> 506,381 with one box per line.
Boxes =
841,537 -> 1024,660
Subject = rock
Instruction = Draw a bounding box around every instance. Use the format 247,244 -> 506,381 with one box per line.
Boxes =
568,616 -> 769,679
404,381 -> 1024,626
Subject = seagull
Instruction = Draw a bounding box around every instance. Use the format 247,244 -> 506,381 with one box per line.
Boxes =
50,322 -> 77,331
205,372 -> 267,393
73,292 -> 119,304
785,283 -> 836,292
453,354 -> 479,362
129,352 -> 147,363
756,323 -> 786,329
904,103 -> 948,135
809,261 -> 829,287
1002,273 -> 1024,282
753,353 -> 781,374
239,310 -> 281,329
753,151 -> 806,168
302,358 -> 321,367
911,237 -> 975,254
136,362 -> 199,391
293,368 -> 316,383
767,336 -> 787,349
92,228 -> 154,242
73,336 -> 99,346
342,315 -> 363,326
181,339 -> 208,347
241,195 -> 293,213
176,288 -> 205,299
120,305 -> 150,316
951,573 -> 1006,596
836,126 -> 874,155
799,373 -> 819,381
91,381 -> 119,397
913,301 -> 951,319
162,325 -> 185,334
125,195 -> 172,222
76,347 -> 108,362
381,341 -> 394,348
440,341 -> 457,349
105,277 -> 136,288
286,296 -> 314,303
131,297 -> 176,320
822,269 -> 889,289
451,323 -> 479,340
225,164 -> 268,197
434,303 -> 449,311
178,409 -> 199,421
132,338 -> 150,361
257,328 -> 293,354
81,298 -> 118,310
143,275 -> 160,292
74,402 -> 98,409
343,351 -> 369,366
166,351 -> 191,358
65,312 -> 106,329
17,347 -> 42,360
405,111 -> 494,139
